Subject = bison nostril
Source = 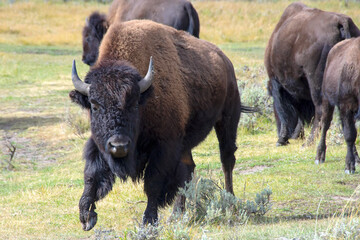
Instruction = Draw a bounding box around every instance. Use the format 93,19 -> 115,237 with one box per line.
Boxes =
109,141 -> 128,148
107,135 -> 130,158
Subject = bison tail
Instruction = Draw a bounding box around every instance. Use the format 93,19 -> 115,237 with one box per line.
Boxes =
185,2 -> 200,38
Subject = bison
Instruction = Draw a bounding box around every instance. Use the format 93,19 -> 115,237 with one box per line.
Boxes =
70,20 -> 250,230
82,0 -> 200,66
315,37 -> 360,174
265,2 -> 360,146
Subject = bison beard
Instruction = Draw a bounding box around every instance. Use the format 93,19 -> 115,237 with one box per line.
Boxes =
70,20 -> 248,230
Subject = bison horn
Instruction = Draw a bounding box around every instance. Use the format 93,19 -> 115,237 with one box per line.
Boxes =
138,56 -> 154,93
72,60 -> 90,96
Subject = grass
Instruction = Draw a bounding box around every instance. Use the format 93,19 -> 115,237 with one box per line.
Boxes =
1,0 -> 360,239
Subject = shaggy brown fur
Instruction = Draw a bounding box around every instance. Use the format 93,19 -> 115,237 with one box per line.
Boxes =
265,2 -> 360,146
97,20 -> 226,136
315,37 -> 360,173
71,20 -> 247,230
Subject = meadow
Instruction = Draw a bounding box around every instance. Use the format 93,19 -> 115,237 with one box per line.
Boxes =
1,0 -> 360,239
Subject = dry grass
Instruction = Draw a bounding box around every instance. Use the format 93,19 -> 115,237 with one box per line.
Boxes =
0,1 -> 107,46
2,1 -> 360,47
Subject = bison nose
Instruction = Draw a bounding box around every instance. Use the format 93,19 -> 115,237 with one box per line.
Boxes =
82,56 -> 95,66
106,135 -> 130,158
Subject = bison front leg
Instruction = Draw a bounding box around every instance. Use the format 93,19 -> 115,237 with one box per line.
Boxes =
143,145 -> 183,225
172,151 -> 196,215
143,161 -> 166,225
79,138 -> 115,231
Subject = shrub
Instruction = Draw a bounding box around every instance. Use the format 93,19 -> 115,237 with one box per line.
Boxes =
64,107 -> 90,139
177,176 -> 272,226
237,66 -> 274,132
125,218 -> 192,240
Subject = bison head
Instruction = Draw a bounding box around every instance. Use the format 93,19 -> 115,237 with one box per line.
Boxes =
70,58 -> 154,179
82,12 -> 108,66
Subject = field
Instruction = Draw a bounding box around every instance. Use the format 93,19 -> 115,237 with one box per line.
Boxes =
1,0 -> 360,239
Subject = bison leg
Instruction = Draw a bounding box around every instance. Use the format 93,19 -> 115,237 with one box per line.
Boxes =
315,99 -> 334,164
143,144 -> 182,225
306,106 -> 322,146
270,77 -> 298,146
306,45 -> 332,146
291,119 -> 305,139
353,145 -> 360,164
79,138 -> 115,231
275,104 -> 304,140
215,105 -> 241,194
172,151 -> 196,215
340,109 -> 357,174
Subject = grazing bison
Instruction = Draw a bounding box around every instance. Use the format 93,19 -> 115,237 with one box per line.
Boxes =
265,2 -> 360,146
82,0 -> 200,66
70,20 -> 249,230
315,38 -> 360,174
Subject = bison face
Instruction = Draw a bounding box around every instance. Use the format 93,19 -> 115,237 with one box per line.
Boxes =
82,12 -> 108,66
70,58 -> 154,178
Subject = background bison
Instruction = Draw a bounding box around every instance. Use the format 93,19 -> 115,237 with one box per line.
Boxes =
70,20 -> 251,230
82,0 -> 200,66
315,37 -> 360,174
265,2 -> 360,146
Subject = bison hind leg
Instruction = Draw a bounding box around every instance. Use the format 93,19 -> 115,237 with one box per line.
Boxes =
214,98 -> 241,194
315,99 -> 334,165
340,108 -> 357,174
270,77 -> 299,146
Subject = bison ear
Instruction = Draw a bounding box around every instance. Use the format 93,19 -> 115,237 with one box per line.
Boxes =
69,90 -> 91,109
95,15 -> 108,38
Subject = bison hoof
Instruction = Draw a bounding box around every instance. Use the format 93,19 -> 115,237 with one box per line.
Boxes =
345,169 -> 355,175
314,159 -> 325,165
81,211 -> 97,231
276,140 -> 289,147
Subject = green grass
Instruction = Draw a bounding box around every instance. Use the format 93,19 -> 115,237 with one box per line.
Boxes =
1,0 -> 360,239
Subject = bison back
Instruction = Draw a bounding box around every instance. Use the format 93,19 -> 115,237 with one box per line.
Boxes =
323,38 -> 360,108
98,20 -> 239,139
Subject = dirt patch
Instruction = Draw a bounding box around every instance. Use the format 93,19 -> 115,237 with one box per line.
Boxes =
235,165 -> 270,175
332,195 -> 360,203
0,131 -> 63,170
0,115 -> 61,131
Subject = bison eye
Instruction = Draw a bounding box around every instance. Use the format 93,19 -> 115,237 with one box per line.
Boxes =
90,99 -> 101,112
86,36 -> 92,42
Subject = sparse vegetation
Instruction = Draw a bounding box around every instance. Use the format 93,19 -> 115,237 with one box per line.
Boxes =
1,0 -> 360,239
64,107 -> 90,139
1,134 -> 16,170
176,176 -> 272,226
